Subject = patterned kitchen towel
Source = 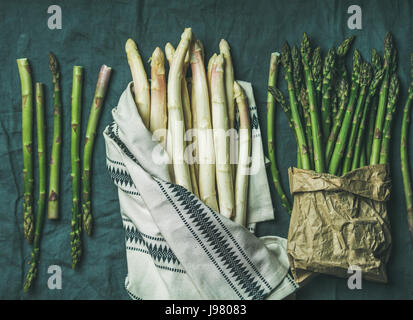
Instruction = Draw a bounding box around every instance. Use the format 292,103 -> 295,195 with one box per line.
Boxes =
103,81 -> 298,300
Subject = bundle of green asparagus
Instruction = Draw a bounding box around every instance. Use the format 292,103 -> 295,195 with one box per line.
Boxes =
267,32 -> 400,213
18,54 -> 112,291
125,28 -> 252,226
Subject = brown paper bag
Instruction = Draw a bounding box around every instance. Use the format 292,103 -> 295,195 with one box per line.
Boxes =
287,164 -> 392,284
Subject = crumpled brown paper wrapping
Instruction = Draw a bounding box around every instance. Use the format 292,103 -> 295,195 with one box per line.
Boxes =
287,164 -> 392,284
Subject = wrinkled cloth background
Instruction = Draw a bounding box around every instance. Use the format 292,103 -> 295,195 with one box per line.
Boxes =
1,0 -> 413,299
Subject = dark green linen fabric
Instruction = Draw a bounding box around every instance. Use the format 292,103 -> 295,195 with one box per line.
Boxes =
1,0 -> 412,299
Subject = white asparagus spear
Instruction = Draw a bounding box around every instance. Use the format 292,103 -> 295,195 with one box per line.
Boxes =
211,55 -> 234,218
169,44 -> 194,134
165,42 -> 175,166
188,77 -> 200,185
207,53 -> 217,99
219,39 -> 236,178
125,39 -> 151,128
182,50 -> 193,135
190,40 -> 219,211
183,51 -> 200,198
150,47 -> 167,147
233,81 -> 251,226
168,28 -> 193,192
219,40 -> 235,131
166,42 -> 199,196
164,43 -> 176,182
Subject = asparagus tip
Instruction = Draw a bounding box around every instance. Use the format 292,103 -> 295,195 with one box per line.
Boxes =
125,38 -> 138,54
219,39 -> 230,54
48,52 -> 59,74
181,28 -> 192,41
165,42 -> 175,63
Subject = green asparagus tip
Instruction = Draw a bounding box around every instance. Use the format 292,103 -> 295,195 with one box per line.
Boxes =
300,87 -> 309,108
370,67 -> 385,94
291,45 -> 300,67
268,86 -> 285,106
337,35 -> 355,57
281,42 -> 292,69
291,45 -> 303,90
300,33 -> 310,58
48,52 -> 59,75
351,49 -> 362,82
384,32 -> 393,62
312,47 -> 321,68
371,48 -> 382,71
389,74 -> 400,103
338,77 -> 349,99
323,47 -> 336,76
360,62 -> 372,87
291,45 -> 300,58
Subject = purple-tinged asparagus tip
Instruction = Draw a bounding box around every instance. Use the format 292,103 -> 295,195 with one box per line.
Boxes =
95,65 -> 112,98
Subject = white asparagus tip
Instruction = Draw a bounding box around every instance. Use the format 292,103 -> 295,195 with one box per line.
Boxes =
165,42 -> 175,62
181,28 -> 193,41
125,38 -> 138,53
213,53 -> 225,71
208,53 -> 218,67
151,47 -> 164,68
219,39 -> 231,54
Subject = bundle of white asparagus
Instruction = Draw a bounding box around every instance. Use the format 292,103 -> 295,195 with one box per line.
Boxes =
125,28 -> 251,226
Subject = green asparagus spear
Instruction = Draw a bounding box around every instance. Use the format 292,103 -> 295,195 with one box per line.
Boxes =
342,62 -> 372,174
281,42 -> 311,170
401,56 -> 413,245
70,66 -> 84,268
292,45 -> 303,100
291,45 -> 305,126
366,49 -> 383,160
379,74 -> 399,164
17,58 -> 34,243
321,47 -> 336,141
328,49 -> 361,175
311,46 -> 322,107
47,52 -> 62,220
82,65 -> 112,236
370,32 -> 393,165
301,33 -> 325,172
268,86 -> 302,168
325,78 -> 349,164
336,35 -> 356,82
266,53 -> 292,214
331,91 -> 338,120
23,83 -> 46,292
300,87 -> 314,170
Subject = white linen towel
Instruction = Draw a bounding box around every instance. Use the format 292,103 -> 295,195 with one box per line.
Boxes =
103,81 -> 298,300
